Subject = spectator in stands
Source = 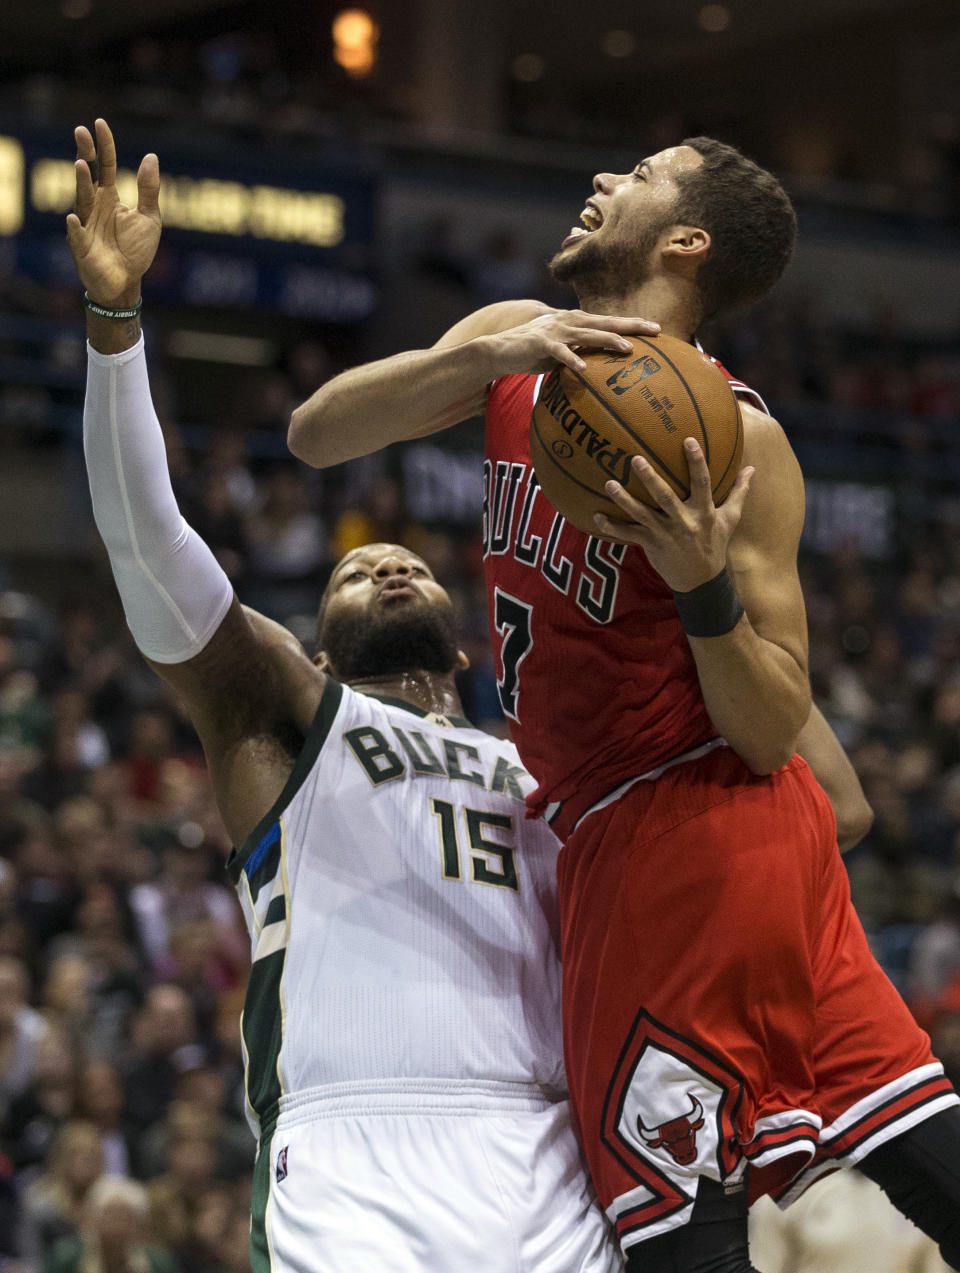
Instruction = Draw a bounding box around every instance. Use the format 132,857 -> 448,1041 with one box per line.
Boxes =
12,816 -> 79,946
243,467 -> 328,618
121,987 -> 200,1138
129,836 -> 242,985
145,1103 -> 221,1269
3,1018 -> 77,1172
0,955 -> 49,1118
43,1174 -> 180,1273
184,472 -> 248,586
76,1060 -> 134,1179
24,1119 -> 103,1253
45,883 -> 143,1060
137,1063 -> 252,1184
330,476 -> 411,560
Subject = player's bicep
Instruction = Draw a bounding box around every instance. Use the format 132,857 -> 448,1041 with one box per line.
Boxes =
728,413 -> 808,671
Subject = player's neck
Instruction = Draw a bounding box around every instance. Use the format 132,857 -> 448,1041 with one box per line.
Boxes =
576,278 -> 698,342
348,671 -> 466,720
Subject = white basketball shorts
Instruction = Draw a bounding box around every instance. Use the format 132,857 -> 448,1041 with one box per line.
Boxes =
250,1078 -> 622,1273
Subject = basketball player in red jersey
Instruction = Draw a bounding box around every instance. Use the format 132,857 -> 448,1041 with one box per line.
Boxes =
290,140 -> 960,1273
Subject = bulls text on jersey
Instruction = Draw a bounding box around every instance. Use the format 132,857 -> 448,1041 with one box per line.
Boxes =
482,460 -> 627,627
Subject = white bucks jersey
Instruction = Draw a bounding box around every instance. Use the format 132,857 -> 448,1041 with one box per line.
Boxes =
226,680 -> 566,1136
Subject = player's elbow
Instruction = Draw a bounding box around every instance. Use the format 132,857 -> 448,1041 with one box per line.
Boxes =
740,741 -> 797,776
739,695 -> 810,776
287,405 -> 321,466
835,798 -> 874,854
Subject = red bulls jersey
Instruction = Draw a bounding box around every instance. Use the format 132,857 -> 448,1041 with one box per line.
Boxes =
482,362 -> 767,832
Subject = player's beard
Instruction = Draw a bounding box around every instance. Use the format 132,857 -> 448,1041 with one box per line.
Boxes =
320,601 -> 459,681
548,216 -> 669,300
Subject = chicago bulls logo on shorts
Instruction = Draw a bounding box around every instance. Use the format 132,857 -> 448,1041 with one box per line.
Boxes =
637,1093 -> 705,1165
600,1009 -> 745,1243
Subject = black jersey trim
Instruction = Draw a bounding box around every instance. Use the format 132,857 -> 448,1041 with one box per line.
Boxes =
225,677 -> 345,884
364,692 -> 473,730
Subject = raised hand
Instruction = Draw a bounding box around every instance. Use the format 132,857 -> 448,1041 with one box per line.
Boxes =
65,119 -> 161,306
594,440 -> 755,593
487,308 -> 661,377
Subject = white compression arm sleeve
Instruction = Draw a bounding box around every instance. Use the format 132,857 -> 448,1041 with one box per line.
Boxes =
83,336 -> 234,663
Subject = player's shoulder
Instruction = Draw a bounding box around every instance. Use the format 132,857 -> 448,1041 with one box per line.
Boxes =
738,402 -> 805,530
740,400 -> 793,463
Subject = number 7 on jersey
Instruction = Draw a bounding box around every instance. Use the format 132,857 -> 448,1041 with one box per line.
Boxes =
494,588 -> 533,723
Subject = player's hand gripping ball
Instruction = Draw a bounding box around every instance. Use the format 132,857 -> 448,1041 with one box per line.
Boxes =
529,332 -> 744,537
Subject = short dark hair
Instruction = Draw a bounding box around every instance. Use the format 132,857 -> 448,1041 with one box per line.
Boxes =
674,137 -> 797,322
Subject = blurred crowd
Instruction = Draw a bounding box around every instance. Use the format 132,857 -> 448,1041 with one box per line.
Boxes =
4,16 -> 960,225
0,573 -> 261,1273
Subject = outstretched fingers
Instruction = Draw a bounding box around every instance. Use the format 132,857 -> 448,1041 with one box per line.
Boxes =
73,124 -> 98,223
72,159 -> 96,227
137,153 -> 161,220
93,118 -> 117,187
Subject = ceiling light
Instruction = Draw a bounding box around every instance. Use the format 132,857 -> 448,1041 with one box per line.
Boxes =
332,9 -> 379,78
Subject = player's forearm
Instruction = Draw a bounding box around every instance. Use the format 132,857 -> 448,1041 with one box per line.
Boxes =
84,337 -> 233,663
288,339 -> 497,467
794,704 -> 873,852
689,620 -> 811,774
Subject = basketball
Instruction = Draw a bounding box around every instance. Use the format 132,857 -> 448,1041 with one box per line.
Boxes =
529,332 -> 744,537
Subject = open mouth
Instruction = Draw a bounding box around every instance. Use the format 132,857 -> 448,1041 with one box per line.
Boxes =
561,202 -> 603,248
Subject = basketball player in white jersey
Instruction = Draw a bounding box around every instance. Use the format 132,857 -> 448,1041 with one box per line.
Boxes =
66,119 -> 621,1272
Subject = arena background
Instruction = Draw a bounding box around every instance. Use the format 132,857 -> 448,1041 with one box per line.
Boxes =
0,2 -> 958,1269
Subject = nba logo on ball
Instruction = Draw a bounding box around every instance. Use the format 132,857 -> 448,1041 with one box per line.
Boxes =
606,354 -> 662,395
276,1146 -> 288,1183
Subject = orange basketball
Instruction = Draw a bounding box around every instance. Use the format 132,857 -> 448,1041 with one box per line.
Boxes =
529,332 -> 743,537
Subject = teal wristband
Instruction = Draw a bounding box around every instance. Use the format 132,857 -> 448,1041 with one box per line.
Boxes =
83,292 -> 143,320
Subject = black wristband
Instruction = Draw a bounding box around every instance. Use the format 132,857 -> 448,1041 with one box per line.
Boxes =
671,567 -> 745,638
83,292 -> 143,319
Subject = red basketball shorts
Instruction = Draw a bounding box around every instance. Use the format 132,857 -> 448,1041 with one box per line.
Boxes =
556,747 -> 959,1256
